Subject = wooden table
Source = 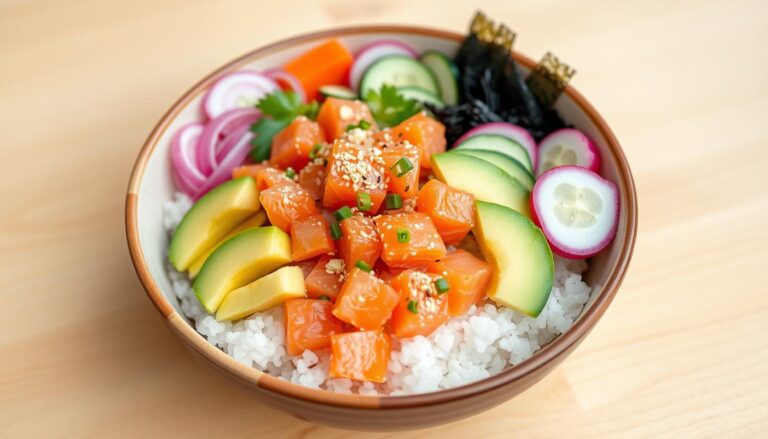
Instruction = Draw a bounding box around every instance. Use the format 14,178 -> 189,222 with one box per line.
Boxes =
2,0 -> 766,436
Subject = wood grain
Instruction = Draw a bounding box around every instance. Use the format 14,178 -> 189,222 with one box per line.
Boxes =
1,0 -> 766,436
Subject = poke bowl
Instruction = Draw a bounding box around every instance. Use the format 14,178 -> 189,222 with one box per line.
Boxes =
125,18 -> 637,431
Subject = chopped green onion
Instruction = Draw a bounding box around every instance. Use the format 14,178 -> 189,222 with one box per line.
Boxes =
355,260 -> 372,272
330,222 -> 342,240
435,278 -> 450,294
396,228 -> 410,243
334,205 -> 353,221
346,120 -> 371,131
390,157 -> 414,177
309,143 -> 323,159
385,193 -> 403,209
407,300 -> 418,314
318,295 -> 331,301
357,192 -> 372,211
285,167 -> 296,179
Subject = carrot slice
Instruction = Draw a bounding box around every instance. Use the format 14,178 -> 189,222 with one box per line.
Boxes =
316,97 -> 377,142
376,212 -> 446,269
305,256 -> 345,300
416,179 -> 476,245
290,214 -> 334,261
388,270 -> 450,338
259,183 -> 319,232
376,130 -> 422,199
337,215 -> 381,269
427,250 -> 491,316
285,299 -> 344,356
329,330 -> 390,383
270,116 -> 325,170
390,112 -> 446,170
297,162 -> 326,200
332,268 -> 399,330
323,131 -> 386,211
284,40 -> 354,101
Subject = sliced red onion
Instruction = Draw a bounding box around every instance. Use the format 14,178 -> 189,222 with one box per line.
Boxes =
265,68 -> 306,103
202,70 -> 278,119
349,40 -> 419,92
170,123 -> 206,196
215,123 -> 252,163
194,131 -> 255,199
196,108 -> 260,176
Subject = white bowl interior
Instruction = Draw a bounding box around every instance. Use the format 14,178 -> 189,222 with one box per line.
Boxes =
135,30 -> 627,321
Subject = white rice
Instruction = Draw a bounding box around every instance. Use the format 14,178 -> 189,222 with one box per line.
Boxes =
164,193 -> 592,395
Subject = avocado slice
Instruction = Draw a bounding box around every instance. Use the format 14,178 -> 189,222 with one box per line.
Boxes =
473,201 -> 554,317
216,266 -> 306,321
452,149 -> 535,190
431,152 -> 531,217
454,134 -> 533,173
168,177 -> 260,271
193,226 -> 291,313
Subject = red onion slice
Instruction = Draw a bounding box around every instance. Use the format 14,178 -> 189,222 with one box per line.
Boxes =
194,131 -> 255,199
170,123 -> 206,196
196,108 -> 260,176
202,71 -> 278,119
265,69 -> 306,103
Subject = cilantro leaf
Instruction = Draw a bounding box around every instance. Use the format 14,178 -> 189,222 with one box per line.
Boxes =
364,85 -> 422,127
248,90 -> 320,161
250,117 -> 288,162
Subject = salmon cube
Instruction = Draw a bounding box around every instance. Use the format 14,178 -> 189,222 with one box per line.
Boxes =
305,256 -> 345,300
375,130 -> 422,199
270,116 -> 326,170
259,183 -> 319,232
416,179 -> 476,245
376,212 -> 446,269
390,112 -> 446,169
323,131 -> 386,212
329,330 -> 391,383
317,97 -> 377,142
337,215 -> 381,269
232,163 -> 269,181
254,167 -> 296,191
332,268 -> 399,330
297,162 -> 326,200
290,214 -> 334,261
285,299 -> 344,356
427,250 -> 491,316
388,270 -> 450,338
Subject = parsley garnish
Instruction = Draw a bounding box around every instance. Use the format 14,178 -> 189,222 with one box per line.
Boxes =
249,91 -> 319,161
364,84 -> 421,128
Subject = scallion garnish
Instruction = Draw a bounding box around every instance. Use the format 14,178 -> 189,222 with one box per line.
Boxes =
407,300 -> 419,314
435,278 -> 450,294
357,192 -> 372,211
385,193 -> 403,209
390,157 -> 414,177
334,205 -> 353,221
346,120 -> 371,131
330,222 -> 342,240
355,260 -> 372,272
285,167 -> 296,179
396,227 -> 410,243
318,295 -> 331,301
309,143 -> 323,159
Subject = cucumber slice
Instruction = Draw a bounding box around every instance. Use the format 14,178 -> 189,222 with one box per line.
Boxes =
359,55 -> 439,97
452,149 -> 534,190
454,134 -> 534,173
420,50 -> 459,105
396,86 -> 444,108
319,85 -> 358,100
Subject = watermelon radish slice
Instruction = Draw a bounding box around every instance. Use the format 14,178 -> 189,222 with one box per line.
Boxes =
202,71 -> 279,119
454,122 -> 538,170
536,128 -> 600,177
531,166 -> 619,259
349,40 -> 418,92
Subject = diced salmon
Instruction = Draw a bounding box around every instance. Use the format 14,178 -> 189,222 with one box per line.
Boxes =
317,98 -> 377,142
232,163 -> 269,181
284,299 -> 344,356
259,183 -> 319,232
388,270 -> 450,338
337,214 -> 381,269
254,167 -> 296,191
297,162 -> 326,200
427,250 -> 491,316
376,131 -> 422,199
390,112 -> 446,170
332,268 -> 399,330
284,40 -> 354,101
376,212 -> 446,269
329,330 -> 391,383
416,179 -> 476,245
270,116 -> 325,170
322,131 -> 386,211
290,258 -> 317,278
290,214 -> 334,261
305,256 -> 345,300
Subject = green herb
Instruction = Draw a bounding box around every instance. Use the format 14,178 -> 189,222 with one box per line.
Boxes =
334,205 -> 353,221
318,295 -> 331,301
249,90 -> 319,161
396,227 -> 410,243
330,222 -> 342,240
346,119 -> 371,131
407,300 -> 419,314
391,157 -> 414,177
357,192 -> 372,212
364,84 -> 421,128
285,167 -> 296,179
385,193 -> 402,209
435,278 -> 450,294
309,143 -> 323,159
355,260 -> 372,272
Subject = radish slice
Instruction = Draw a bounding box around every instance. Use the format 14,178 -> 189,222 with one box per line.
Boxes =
531,166 -> 619,259
195,131 -> 255,199
264,69 -> 306,103
202,71 -> 278,119
349,40 -> 418,92
170,123 -> 206,196
454,122 -> 538,170
196,108 -> 260,176
536,128 -> 600,177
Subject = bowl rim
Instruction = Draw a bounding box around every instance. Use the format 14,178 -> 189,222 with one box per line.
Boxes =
125,24 -> 637,410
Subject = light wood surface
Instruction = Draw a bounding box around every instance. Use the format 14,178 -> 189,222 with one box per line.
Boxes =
1,0 -> 767,436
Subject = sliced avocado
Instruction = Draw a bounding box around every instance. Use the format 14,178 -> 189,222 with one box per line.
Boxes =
187,211 -> 268,279
454,134 -> 533,173
216,266 -> 306,321
431,153 -> 531,217
168,177 -> 260,271
193,226 -> 291,313
473,201 -> 554,317
452,149 -> 535,190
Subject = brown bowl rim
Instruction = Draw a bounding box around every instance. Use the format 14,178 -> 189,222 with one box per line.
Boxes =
125,24 -> 637,410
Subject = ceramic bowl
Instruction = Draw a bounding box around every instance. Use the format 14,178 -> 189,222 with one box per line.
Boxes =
126,25 -> 637,431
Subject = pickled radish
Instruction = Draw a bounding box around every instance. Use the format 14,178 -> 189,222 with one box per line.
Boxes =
536,128 -> 600,176
531,166 -> 619,258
